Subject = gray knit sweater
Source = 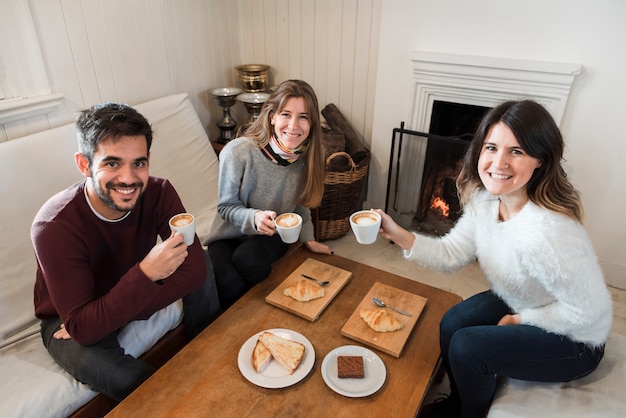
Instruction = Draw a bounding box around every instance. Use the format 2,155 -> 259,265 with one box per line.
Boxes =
205,137 -> 315,245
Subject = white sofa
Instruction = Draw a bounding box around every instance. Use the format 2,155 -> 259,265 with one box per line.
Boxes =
488,332 -> 626,417
0,94 -> 219,417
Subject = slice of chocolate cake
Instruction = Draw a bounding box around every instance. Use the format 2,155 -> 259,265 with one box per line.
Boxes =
337,355 -> 365,378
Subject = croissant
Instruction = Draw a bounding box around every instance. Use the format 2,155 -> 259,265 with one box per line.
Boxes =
283,279 -> 325,301
360,308 -> 404,332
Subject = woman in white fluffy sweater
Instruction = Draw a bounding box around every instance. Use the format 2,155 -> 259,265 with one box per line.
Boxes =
375,100 -> 612,418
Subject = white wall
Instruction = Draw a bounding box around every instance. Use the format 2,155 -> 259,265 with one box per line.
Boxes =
368,0 -> 626,288
236,0 -> 381,144
0,0 -> 380,148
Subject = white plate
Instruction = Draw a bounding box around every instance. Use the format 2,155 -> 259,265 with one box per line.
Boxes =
321,345 -> 386,397
237,328 -> 315,388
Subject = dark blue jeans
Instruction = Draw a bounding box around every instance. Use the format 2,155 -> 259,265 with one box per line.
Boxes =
40,252 -> 220,401
440,290 -> 605,418
208,234 -> 289,308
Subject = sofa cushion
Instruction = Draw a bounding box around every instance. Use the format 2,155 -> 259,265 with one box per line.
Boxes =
0,122 -> 79,349
138,94 -> 219,243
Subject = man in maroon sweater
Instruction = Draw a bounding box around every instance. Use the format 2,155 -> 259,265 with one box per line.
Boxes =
31,102 -> 220,401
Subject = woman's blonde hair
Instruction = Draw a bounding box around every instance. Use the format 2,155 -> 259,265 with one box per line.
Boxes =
241,79 -> 325,207
457,100 -> 583,222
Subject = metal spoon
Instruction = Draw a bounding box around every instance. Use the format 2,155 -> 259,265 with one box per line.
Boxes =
372,297 -> 412,316
301,274 -> 330,286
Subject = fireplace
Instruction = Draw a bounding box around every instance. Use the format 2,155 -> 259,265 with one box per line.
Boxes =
413,101 -> 490,236
384,51 -> 581,233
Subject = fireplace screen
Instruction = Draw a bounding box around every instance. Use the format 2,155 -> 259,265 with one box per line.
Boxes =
385,101 -> 489,236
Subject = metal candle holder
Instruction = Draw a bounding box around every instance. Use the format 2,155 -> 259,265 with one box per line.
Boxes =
210,87 -> 243,143
237,92 -> 270,123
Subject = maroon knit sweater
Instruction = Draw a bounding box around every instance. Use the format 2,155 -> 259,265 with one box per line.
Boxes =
31,177 -> 206,345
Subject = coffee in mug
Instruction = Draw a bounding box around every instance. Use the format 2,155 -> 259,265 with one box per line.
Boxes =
170,213 -> 193,227
274,213 -> 302,244
349,210 -> 381,244
275,213 -> 301,228
169,213 -> 196,246
351,212 -> 379,226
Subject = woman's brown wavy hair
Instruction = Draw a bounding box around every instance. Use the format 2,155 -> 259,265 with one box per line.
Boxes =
241,79 -> 325,208
457,100 -> 583,222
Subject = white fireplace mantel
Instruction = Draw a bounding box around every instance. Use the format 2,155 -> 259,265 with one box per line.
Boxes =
409,51 -> 582,130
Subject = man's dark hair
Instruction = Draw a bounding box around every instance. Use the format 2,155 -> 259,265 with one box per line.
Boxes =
76,102 -> 153,165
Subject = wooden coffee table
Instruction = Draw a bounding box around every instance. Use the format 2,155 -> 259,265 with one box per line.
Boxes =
107,246 -> 461,417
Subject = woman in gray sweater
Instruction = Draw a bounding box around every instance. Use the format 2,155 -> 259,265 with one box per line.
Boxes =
206,80 -> 331,308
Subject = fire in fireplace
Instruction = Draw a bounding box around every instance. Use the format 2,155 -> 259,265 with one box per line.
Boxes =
412,100 -> 490,236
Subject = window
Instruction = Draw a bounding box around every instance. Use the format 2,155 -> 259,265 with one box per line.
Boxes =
0,0 -> 62,124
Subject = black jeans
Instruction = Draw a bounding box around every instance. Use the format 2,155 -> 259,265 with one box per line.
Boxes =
440,290 -> 605,418
40,252 -> 220,401
208,234 -> 289,308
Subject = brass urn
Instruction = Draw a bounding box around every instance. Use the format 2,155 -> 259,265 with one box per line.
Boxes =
235,64 -> 270,92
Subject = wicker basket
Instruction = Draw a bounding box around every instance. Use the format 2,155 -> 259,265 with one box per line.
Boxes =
314,150 -> 370,240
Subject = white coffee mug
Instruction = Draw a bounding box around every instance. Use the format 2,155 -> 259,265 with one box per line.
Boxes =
169,213 -> 196,246
349,210 -> 381,244
274,213 -> 302,244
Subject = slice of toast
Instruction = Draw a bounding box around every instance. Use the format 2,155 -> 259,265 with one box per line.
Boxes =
252,338 -> 273,373
258,331 -> 305,374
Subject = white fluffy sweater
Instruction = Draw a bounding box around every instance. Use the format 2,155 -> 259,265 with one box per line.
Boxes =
406,190 -> 612,347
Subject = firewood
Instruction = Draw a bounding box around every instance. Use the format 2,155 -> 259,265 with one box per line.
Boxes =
321,104 -> 366,155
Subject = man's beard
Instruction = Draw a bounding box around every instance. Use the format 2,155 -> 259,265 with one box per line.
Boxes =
91,178 -> 144,212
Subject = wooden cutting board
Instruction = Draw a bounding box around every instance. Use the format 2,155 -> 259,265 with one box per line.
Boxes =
341,282 -> 427,357
265,258 -> 352,321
